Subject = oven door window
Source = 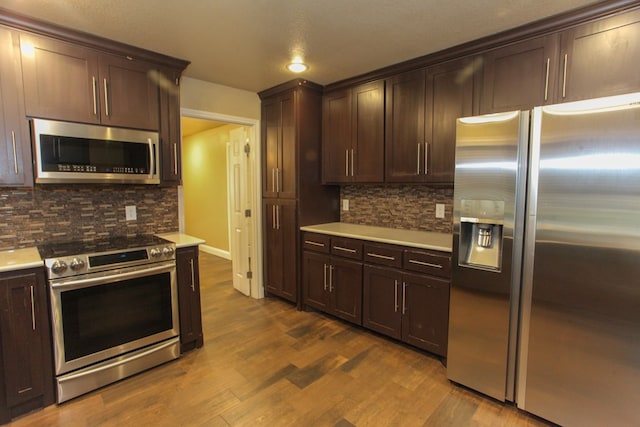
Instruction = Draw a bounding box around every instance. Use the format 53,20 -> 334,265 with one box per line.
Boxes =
39,134 -> 151,174
60,271 -> 173,362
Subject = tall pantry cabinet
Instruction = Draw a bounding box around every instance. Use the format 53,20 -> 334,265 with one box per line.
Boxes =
259,80 -> 339,305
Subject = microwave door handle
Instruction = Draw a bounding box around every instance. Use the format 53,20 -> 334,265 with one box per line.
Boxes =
148,138 -> 155,176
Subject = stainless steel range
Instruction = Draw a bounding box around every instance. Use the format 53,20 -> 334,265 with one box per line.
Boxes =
38,235 -> 180,403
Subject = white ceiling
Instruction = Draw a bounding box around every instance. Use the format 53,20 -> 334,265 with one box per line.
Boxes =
1,0 -> 602,93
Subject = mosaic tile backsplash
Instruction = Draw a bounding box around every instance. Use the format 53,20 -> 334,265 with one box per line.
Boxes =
340,185 -> 453,234
0,185 -> 179,250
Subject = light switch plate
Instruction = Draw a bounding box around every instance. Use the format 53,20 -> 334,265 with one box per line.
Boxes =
342,199 -> 350,211
125,205 -> 137,221
435,203 -> 445,219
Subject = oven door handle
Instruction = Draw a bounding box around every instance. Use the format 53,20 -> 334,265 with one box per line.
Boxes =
50,262 -> 175,291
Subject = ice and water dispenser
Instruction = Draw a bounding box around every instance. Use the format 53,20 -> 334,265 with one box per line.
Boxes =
458,200 -> 504,271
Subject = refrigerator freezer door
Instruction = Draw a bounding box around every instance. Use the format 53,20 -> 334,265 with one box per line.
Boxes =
448,111 -> 529,401
519,94 -> 640,426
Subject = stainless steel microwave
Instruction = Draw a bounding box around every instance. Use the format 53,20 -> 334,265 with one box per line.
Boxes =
32,118 -> 160,184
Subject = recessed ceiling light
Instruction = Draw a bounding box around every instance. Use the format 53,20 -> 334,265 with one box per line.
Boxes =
287,61 -> 308,73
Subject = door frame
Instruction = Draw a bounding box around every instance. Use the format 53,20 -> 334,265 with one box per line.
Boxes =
180,107 -> 264,299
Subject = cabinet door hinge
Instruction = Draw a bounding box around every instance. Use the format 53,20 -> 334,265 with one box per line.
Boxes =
244,209 -> 252,217
246,271 -> 253,279
244,143 -> 251,154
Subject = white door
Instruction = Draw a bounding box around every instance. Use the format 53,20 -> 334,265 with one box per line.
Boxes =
228,127 -> 252,296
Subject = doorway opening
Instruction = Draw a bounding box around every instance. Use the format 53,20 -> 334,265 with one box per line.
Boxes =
179,108 -> 263,299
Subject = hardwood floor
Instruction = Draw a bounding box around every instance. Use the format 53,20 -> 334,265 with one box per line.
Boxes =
7,252 -> 551,426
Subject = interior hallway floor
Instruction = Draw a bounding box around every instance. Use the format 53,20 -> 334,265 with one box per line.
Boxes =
7,251 -> 551,426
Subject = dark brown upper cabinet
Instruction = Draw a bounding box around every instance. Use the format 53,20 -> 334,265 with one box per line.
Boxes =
262,91 -> 296,199
559,7 -> 640,103
479,34 -> 560,114
20,33 -> 160,131
385,68 -> 426,182
159,69 -> 183,185
322,80 -> 385,183
425,58 -> 475,184
0,26 -> 32,187
385,57 -> 474,184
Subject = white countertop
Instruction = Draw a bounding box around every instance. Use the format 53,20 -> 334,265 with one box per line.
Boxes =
0,247 -> 44,273
300,222 -> 452,252
157,232 -> 206,248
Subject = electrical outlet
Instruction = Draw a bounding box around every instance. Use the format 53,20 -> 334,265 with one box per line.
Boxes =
435,203 -> 445,219
125,205 -> 137,221
342,199 -> 350,211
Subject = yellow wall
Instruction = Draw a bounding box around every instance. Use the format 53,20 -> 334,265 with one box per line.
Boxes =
182,125 -> 241,252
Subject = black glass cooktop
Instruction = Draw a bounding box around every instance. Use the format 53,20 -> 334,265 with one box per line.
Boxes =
38,235 -> 170,260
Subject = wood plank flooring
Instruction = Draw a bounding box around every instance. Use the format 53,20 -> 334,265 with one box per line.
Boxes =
7,252 -> 552,426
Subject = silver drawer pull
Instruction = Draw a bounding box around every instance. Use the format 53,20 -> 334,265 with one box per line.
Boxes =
367,253 -> 395,261
305,240 -> 326,247
333,246 -> 357,253
409,259 -> 443,269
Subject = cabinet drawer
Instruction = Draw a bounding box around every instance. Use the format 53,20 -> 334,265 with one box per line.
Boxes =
302,232 -> 331,254
403,249 -> 451,278
364,243 -> 403,268
331,237 -> 363,260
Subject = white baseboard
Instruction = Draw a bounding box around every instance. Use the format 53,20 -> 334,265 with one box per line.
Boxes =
198,244 -> 231,260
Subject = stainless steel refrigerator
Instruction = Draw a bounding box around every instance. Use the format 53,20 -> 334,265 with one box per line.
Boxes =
447,93 -> 640,426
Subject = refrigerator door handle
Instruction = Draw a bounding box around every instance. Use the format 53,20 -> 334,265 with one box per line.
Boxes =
516,107 -> 543,408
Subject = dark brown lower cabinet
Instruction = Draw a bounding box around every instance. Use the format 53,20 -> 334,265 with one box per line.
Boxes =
0,268 -> 54,424
303,232 -> 451,357
401,272 -> 450,356
362,265 -> 402,340
302,251 -> 363,325
176,246 -> 203,353
264,199 -> 298,303
363,266 -> 450,356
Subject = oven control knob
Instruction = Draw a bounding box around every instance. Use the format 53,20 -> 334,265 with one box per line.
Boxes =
70,258 -> 85,271
162,246 -> 175,257
150,248 -> 162,257
51,260 -> 68,274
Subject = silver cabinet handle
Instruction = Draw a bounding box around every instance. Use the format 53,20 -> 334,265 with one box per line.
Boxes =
189,259 -> 195,292
544,58 -> 550,101
11,130 -> 18,174
276,168 -> 280,193
148,138 -> 155,177
424,142 -> 429,175
329,265 -> 334,292
276,205 -> 280,230
394,280 -> 399,313
333,246 -> 356,253
366,252 -> 395,261
30,285 -> 36,331
351,148 -> 354,177
345,149 -> 349,177
408,259 -> 443,269
103,78 -> 110,117
402,282 -> 407,315
562,53 -> 568,98
92,76 -> 98,116
173,143 -> 178,175
272,205 -> 276,229
272,168 -> 276,193
305,240 -> 325,247
323,264 -> 328,291
417,143 -> 421,174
